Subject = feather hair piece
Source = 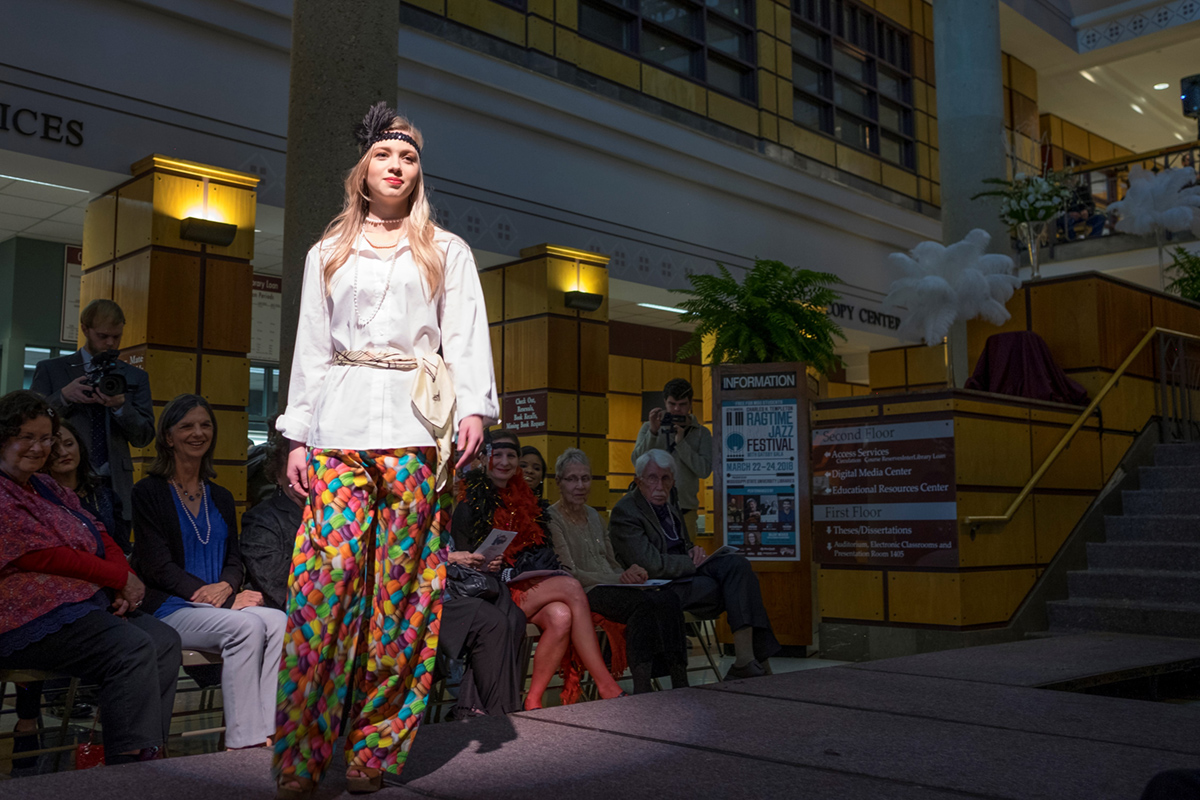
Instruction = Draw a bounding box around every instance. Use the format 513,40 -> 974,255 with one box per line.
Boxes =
355,101 -> 399,153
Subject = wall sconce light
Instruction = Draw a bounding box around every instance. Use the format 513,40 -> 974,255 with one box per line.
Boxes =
564,290 -> 603,311
180,217 -> 238,246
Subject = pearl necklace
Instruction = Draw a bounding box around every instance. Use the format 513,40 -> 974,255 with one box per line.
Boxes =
365,215 -> 402,224
172,480 -> 212,546
352,229 -> 402,327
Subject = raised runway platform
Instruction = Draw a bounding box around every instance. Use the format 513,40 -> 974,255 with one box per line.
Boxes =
3,632 -> 1198,799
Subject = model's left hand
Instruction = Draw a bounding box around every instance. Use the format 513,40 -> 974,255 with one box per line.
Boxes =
98,392 -> 126,409
455,415 -> 485,470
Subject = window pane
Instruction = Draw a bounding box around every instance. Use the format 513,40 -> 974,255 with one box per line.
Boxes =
791,23 -> 825,61
793,92 -> 828,131
23,346 -> 53,390
835,111 -> 871,149
833,76 -> 870,117
706,0 -> 748,22
880,131 -> 906,165
878,98 -> 907,134
580,1 -> 634,50
642,28 -> 699,74
643,0 -> 698,38
878,65 -> 906,102
707,17 -> 749,60
708,56 -> 749,97
792,57 -> 828,96
249,366 -> 266,417
832,45 -> 868,82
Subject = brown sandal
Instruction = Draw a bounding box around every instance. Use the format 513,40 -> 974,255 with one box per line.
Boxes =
346,766 -> 383,794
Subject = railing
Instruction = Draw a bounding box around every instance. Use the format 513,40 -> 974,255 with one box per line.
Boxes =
1050,142 -> 1199,245
963,327 -> 1200,532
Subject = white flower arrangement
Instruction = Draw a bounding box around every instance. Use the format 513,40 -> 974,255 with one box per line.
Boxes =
974,171 -> 1075,229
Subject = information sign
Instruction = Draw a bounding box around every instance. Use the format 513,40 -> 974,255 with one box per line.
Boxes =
721,398 -> 801,560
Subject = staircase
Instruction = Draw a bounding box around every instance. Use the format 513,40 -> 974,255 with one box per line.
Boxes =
1047,442 -> 1200,638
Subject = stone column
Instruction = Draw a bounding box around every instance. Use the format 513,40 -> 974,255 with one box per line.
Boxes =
278,0 -> 399,409
486,244 -> 610,510
932,0 -> 1010,386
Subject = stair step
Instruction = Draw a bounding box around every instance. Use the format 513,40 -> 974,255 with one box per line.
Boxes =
1154,444 -> 1200,467
1087,541 -> 1200,571
1105,515 -> 1200,543
1048,597 -> 1200,638
1139,466 -> 1200,490
1067,568 -> 1200,604
1122,489 -> 1200,515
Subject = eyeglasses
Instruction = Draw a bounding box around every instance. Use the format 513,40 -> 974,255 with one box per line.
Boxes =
13,434 -> 54,449
639,475 -> 674,487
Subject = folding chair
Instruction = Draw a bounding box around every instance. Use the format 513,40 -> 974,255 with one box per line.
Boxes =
169,650 -> 226,749
0,669 -> 83,772
684,613 -> 724,684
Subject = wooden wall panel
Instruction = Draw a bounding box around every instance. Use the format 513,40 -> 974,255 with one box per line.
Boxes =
1030,279 -> 1099,370
547,391 -> 578,432
82,193 -> 116,268
203,258 -> 253,352
578,395 -> 607,435
642,358 -> 691,393
960,569 -> 1036,625
609,355 -> 642,393
503,318 -> 548,392
204,182 -> 256,261
954,417 -> 1031,487
149,252 -> 201,348
869,349 -> 906,390
78,264 -> 114,347
480,269 -> 504,324
967,287 -> 1026,368
115,175 -> 154,258
1101,432 -> 1135,481
577,436 -> 608,479
201,355 -> 250,407
546,257 -> 578,317
546,317 -> 579,390
143,348 -> 197,403
956,491 -> 1035,567
1097,280 -> 1153,377
128,404 -> 164,460
608,440 -> 635,474
818,569 -> 883,621
607,393 -> 643,440
112,253 -> 152,347
577,261 -> 610,322
691,365 -> 705,400
906,344 -> 947,385
1152,295 -> 1200,338
148,174 -> 203,253
1030,425 -> 1102,491
215,465 -> 249,501
888,571 -> 961,625
212,410 -> 248,461
489,326 -> 503,391
1034,494 -> 1093,563
579,322 -> 609,394
503,260 -> 548,320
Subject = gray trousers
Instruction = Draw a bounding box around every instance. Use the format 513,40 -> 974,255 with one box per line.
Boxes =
0,608 -> 181,757
161,604 -> 287,748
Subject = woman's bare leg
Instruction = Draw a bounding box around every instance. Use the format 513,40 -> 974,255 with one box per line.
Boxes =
519,577 -> 623,699
524,602 -> 571,710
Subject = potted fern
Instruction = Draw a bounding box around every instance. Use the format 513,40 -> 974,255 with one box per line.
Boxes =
1165,246 -> 1200,302
673,259 -> 845,372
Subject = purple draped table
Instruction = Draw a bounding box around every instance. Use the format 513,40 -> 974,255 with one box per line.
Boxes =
964,331 -> 1088,405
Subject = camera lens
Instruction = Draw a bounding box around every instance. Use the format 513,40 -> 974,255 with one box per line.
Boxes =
97,373 -> 127,397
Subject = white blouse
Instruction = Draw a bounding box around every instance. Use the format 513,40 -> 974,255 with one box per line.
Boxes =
276,231 -> 499,450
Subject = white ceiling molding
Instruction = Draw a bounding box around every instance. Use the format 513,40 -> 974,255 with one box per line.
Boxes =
1077,1 -> 1200,52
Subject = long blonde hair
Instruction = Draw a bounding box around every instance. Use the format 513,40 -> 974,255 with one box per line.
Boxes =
321,115 -> 444,299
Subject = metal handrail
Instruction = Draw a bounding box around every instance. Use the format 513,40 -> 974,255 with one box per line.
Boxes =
962,326 -> 1200,531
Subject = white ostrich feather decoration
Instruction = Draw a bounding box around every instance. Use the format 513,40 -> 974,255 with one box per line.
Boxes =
884,228 -> 1019,347
1106,166 -> 1200,236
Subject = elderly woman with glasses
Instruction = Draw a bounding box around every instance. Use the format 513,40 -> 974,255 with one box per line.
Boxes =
0,390 -> 180,765
546,448 -> 689,693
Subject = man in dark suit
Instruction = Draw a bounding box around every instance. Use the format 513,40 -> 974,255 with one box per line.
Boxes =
609,449 -> 780,680
31,299 -> 154,524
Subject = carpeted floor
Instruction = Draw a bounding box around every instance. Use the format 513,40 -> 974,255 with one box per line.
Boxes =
2,632 -> 1198,799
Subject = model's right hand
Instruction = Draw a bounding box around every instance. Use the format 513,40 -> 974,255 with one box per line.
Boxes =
648,407 -> 664,435
61,375 -> 98,405
287,441 -> 309,492
447,551 -> 485,568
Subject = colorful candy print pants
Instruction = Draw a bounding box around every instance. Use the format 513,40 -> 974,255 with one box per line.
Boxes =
272,447 -> 447,785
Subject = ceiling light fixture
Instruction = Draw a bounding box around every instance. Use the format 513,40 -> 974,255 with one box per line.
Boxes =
1155,83 -> 1170,90
180,217 -> 238,246
1131,103 -> 1144,114
1080,70 -> 1097,83
0,174 -> 89,193
637,302 -> 687,314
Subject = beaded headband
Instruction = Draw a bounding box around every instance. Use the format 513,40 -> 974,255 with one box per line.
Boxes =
354,101 -> 421,155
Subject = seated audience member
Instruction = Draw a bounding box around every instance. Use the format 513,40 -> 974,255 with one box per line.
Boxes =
609,450 -> 780,679
43,419 -> 132,554
548,448 -> 689,693
0,390 -> 180,766
452,429 -> 626,708
519,445 -> 547,498
133,394 -> 286,750
240,436 -> 304,612
440,537 -> 528,718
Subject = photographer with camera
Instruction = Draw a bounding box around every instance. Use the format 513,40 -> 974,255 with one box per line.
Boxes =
31,299 -> 154,527
631,378 -> 712,539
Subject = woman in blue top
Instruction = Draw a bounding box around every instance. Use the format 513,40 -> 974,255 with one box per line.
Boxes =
133,394 -> 287,750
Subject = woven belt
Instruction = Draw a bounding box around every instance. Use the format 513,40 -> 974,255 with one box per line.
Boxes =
332,349 -> 457,490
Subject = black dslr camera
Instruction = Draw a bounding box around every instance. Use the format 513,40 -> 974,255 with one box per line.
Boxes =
84,350 -> 128,397
661,413 -> 686,444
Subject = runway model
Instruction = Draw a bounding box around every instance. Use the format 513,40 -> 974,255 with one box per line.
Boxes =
272,102 -> 498,798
